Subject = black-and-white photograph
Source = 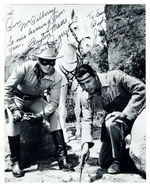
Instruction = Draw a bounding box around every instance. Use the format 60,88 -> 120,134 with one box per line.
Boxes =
3,1 -> 147,183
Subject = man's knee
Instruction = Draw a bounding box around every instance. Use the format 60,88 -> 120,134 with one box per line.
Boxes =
6,119 -> 20,137
6,109 -> 19,136
52,110 -> 59,118
48,110 -> 61,131
105,119 -> 117,129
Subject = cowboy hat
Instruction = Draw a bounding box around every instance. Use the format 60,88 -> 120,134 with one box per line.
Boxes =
36,41 -> 63,59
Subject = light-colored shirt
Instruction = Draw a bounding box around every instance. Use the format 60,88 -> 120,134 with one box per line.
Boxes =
5,60 -> 62,112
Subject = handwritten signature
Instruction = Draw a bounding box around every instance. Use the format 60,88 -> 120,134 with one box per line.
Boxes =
27,11 -> 68,49
6,7 -> 68,56
6,7 -> 56,32
87,9 -> 106,47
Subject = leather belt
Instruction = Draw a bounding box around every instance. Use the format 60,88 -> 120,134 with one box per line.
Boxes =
15,90 -> 41,100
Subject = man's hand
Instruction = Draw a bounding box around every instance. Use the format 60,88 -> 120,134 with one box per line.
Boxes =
23,113 -> 43,122
12,110 -> 22,123
105,111 -> 126,122
33,113 -> 43,121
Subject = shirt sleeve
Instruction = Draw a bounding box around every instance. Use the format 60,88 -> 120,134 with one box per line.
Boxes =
111,70 -> 146,120
80,92 -> 94,148
5,63 -> 26,111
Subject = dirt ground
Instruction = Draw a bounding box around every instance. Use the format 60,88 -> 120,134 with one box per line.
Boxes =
4,124 -> 146,183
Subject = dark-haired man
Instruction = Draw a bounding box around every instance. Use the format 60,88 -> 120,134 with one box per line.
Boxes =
76,64 -> 145,174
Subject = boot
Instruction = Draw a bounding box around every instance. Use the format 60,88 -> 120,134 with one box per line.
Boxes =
51,129 -> 74,171
8,135 -> 24,177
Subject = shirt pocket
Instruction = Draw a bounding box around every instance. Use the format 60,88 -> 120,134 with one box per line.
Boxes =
41,79 -> 53,90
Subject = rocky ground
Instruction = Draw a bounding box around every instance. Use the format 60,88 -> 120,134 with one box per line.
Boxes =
4,123 -> 146,183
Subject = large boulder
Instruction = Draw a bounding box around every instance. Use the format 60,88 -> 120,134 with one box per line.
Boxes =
105,5 -> 145,82
129,109 -> 146,175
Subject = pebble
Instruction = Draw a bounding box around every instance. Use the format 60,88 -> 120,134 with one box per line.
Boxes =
62,174 -> 72,182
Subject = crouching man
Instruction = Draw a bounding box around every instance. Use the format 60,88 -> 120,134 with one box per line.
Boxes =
76,64 -> 145,174
5,42 -> 74,178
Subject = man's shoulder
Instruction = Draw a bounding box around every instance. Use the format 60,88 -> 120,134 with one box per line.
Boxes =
23,60 -> 37,67
15,60 -> 37,74
106,70 -> 136,82
99,70 -> 129,80
100,70 -> 125,76
97,70 -> 129,87
107,70 -> 130,77
18,60 -> 37,69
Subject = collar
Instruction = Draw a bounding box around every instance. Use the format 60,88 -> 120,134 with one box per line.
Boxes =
97,72 -> 109,87
44,68 -> 55,81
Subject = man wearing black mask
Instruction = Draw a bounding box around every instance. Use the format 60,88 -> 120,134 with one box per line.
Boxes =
5,42 -> 74,177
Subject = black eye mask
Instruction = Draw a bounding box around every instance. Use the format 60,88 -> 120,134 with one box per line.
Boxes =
39,58 -> 55,66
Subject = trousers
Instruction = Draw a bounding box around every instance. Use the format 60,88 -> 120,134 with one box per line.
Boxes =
99,115 -> 134,168
6,96 -> 61,136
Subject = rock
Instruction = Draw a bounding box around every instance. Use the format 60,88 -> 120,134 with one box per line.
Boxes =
105,5 -> 145,81
20,121 -> 55,168
89,169 -> 104,182
129,109 -> 146,175
62,174 -> 72,182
